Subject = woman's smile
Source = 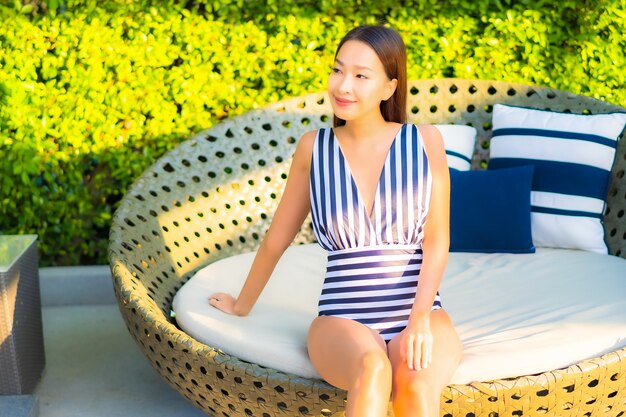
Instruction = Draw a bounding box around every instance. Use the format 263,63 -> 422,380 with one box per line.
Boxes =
334,96 -> 356,107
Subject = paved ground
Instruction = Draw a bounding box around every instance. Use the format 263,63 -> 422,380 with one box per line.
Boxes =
33,304 -> 207,417
29,266 -> 208,417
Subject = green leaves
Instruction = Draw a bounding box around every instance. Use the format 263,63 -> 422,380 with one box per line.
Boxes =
0,0 -> 624,265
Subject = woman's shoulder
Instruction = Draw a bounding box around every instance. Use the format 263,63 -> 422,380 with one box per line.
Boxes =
290,129 -> 318,167
413,124 -> 448,170
299,129 -> 318,146
404,123 -> 444,143
412,124 -> 443,143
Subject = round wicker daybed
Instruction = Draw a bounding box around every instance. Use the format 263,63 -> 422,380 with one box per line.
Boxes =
108,79 -> 626,417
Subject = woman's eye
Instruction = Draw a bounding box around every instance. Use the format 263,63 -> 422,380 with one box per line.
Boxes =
356,74 -> 368,79
331,67 -> 341,74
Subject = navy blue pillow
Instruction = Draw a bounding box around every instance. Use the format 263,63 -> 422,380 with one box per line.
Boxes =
449,165 -> 535,253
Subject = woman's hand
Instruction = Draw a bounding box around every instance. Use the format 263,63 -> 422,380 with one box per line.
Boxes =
208,292 -> 241,316
399,312 -> 433,371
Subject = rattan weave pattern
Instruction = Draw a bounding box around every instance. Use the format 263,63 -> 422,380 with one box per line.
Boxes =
109,79 -> 626,417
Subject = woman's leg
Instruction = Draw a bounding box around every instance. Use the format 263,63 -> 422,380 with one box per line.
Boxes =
387,309 -> 462,417
307,315 -> 392,417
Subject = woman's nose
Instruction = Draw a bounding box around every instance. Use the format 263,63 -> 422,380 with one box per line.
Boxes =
338,74 -> 352,94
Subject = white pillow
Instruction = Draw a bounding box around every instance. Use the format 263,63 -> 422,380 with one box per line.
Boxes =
435,124 -> 477,171
489,104 -> 626,254
172,244 -> 626,384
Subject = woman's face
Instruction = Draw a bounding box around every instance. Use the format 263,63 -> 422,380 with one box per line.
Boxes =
328,40 -> 397,123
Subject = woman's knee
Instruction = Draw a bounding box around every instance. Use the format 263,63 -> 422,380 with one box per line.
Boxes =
392,373 -> 441,415
356,349 -> 392,382
394,374 -> 436,399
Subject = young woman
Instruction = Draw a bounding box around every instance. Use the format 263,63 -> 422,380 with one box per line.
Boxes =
208,25 -> 462,417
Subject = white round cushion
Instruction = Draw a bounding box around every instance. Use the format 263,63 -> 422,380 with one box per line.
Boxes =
172,244 -> 626,384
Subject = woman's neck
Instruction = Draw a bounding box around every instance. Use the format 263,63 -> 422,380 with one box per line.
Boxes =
340,113 -> 389,144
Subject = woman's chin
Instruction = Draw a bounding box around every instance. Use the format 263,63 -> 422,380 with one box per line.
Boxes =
331,108 -> 356,121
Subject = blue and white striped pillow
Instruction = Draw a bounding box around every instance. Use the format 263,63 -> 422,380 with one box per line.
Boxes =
435,124 -> 477,171
489,104 -> 626,254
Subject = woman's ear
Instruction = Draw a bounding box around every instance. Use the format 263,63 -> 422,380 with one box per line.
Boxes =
384,78 -> 398,101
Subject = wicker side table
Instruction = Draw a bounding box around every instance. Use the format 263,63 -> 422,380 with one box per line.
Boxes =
0,235 -> 46,395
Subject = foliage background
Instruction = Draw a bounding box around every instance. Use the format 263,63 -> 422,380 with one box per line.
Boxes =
1,0 -> 624,266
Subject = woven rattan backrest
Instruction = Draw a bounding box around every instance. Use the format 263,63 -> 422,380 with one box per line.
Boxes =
109,79 -> 626,321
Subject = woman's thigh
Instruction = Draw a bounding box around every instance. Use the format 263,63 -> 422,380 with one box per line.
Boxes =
307,315 -> 389,390
387,309 -> 462,393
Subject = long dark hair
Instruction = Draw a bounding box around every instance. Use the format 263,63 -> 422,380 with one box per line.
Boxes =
332,25 -> 407,127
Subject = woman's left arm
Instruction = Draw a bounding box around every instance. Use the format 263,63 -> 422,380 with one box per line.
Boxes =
402,124 -> 450,371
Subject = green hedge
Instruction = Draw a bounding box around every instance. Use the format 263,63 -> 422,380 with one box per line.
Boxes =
1,0 -> 624,266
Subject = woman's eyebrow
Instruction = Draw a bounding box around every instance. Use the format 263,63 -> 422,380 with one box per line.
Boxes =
335,58 -> 373,71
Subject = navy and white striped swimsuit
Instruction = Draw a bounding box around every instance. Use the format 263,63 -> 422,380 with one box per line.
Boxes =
309,123 -> 442,343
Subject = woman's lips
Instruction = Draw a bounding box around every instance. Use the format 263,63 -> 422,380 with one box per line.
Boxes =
335,96 -> 355,107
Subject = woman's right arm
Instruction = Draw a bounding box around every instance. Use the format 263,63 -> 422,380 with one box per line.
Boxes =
208,130 -> 317,316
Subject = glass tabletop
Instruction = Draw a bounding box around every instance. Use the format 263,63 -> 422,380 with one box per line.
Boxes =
0,235 -> 38,273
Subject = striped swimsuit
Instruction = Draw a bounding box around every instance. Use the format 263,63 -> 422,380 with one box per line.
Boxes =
309,123 -> 442,343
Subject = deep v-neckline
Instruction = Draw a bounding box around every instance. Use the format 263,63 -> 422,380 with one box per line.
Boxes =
332,124 -> 405,221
